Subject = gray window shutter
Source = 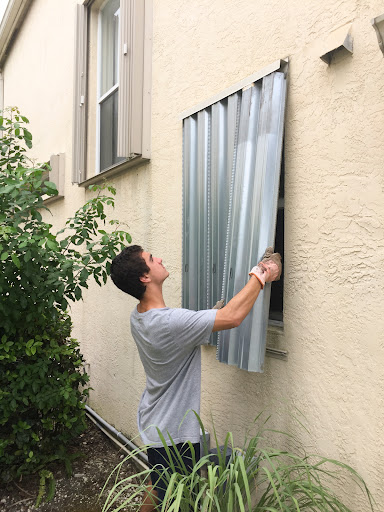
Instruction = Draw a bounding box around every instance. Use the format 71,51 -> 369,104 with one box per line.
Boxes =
0,72 -> 3,139
49,153 -> 65,198
72,4 -> 88,184
0,72 -> 3,112
182,71 -> 287,373
117,0 -> 145,158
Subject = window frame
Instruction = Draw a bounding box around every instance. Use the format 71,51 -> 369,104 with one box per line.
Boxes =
95,0 -> 122,174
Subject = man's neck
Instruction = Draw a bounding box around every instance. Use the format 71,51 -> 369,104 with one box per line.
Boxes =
137,287 -> 166,313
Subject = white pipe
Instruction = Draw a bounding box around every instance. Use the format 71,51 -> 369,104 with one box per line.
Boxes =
84,404 -> 149,468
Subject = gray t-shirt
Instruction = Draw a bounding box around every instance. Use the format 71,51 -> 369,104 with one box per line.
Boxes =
130,307 -> 217,447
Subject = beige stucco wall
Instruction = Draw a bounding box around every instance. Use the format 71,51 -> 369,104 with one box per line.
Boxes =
3,0 -> 384,510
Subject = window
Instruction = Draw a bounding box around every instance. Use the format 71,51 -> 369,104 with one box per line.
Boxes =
97,0 -> 124,172
269,148 -> 284,324
182,62 -> 287,372
72,0 -> 152,184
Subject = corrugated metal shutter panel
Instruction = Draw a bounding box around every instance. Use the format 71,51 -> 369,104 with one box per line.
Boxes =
182,71 -> 286,372
72,4 -> 88,184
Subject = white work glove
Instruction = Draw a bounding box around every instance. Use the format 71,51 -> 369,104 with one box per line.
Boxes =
212,299 -> 225,310
249,247 -> 282,289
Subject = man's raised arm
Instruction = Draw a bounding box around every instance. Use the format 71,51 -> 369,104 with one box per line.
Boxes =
212,248 -> 282,332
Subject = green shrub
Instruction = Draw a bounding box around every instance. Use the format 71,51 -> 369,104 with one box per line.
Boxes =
0,313 -> 89,482
100,413 -> 375,512
0,107 -> 131,482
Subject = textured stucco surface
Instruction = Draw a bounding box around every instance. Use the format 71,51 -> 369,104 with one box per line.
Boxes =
3,0 -> 384,509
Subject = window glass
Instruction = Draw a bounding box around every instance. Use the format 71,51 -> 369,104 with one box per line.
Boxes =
100,0 -> 120,97
100,89 -> 121,171
269,150 -> 284,323
99,0 -> 124,171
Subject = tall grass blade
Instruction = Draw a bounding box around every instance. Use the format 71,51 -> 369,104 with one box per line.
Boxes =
100,412 -> 375,512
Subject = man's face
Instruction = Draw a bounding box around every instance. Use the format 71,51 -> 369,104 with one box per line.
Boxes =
141,251 -> 169,284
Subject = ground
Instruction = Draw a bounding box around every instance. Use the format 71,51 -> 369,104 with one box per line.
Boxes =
0,418 -> 143,512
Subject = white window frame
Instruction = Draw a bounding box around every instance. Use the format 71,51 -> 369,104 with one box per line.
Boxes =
95,1 -> 121,175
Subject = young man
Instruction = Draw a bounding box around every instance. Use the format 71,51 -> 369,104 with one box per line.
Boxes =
110,245 -> 281,510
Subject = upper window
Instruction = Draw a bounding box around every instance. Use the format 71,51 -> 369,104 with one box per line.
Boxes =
98,0 -> 124,172
72,0 -> 152,184
182,63 -> 287,372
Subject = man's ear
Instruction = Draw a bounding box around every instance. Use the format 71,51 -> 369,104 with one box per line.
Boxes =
140,274 -> 151,284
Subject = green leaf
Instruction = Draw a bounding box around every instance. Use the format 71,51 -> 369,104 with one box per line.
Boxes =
31,209 -> 42,221
0,252 -> 8,261
79,268 -> 89,282
0,185 -> 15,194
46,239 -> 58,250
11,253 -> 21,268
74,287 -> 82,301
44,181 -> 57,192
23,128 -> 32,140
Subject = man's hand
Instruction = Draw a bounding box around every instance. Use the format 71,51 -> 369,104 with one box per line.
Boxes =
249,247 -> 282,289
212,248 -> 282,332
212,299 -> 225,310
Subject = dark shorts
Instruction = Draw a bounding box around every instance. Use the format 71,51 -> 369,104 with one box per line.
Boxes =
147,442 -> 200,504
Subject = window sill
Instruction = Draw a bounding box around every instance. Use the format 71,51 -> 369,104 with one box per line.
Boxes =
43,194 -> 64,205
266,319 -> 287,360
268,319 -> 284,333
79,154 -> 149,187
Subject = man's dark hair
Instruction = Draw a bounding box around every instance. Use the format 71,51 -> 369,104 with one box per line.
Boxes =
110,245 -> 149,300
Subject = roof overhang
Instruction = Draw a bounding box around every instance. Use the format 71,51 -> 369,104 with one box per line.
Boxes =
0,0 -> 32,69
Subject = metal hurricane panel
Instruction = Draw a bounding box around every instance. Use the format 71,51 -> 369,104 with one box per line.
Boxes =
182,70 -> 286,373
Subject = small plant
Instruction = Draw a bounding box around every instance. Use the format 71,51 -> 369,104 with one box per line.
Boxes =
100,412 -> 375,512
35,470 -> 56,508
0,107 -> 132,483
